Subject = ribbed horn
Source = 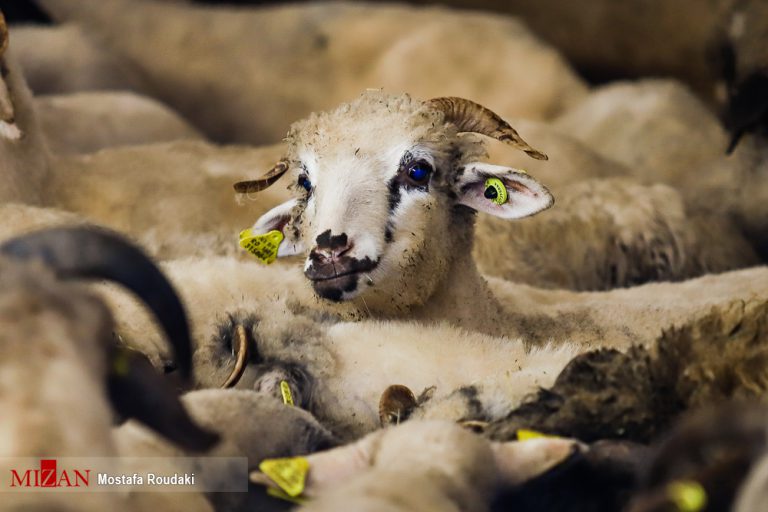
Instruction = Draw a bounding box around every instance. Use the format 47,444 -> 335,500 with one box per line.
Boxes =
221,323 -> 250,388
234,160 -> 290,194
426,97 -> 548,160
0,226 -> 194,381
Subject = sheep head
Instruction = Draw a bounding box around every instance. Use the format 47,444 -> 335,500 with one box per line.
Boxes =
236,91 -> 553,307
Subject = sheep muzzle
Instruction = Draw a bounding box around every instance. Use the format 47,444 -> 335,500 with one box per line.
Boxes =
304,252 -> 379,302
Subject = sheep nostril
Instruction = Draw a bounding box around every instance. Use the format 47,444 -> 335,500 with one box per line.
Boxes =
335,241 -> 353,258
311,241 -> 353,262
310,248 -> 331,263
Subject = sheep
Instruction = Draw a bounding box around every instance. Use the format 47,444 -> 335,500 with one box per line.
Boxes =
625,402 -> 768,512
0,228 -> 345,512
95,256 -> 768,446
0,226 -> 217,511
720,1 -> 768,151
493,437 -> 647,512
394,113 -> 759,290
202,311 -> 583,440
37,0 -> 587,144
734,441 -> 768,512
474,177 -> 759,290
483,297 -> 768,444
113,388 -> 338,512
0,29 -> 294,259
553,79 -> 729,189
678,134 -> 768,261
0,17 -> 49,205
11,23 -> 145,95
250,419 -> 582,512
7,21 -> 749,289
0,25 -> 289,261
35,91 -> 202,155
42,139 -> 290,259
551,79 -> 768,263
410,0 -> 734,101
229,91 -> 768,347
479,117 -> 632,196
0,203 -> 86,243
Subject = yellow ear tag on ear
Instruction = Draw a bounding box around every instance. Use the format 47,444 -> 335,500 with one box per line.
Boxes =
667,480 -> 707,512
484,178 -> 508,205
516,429 -> 559,441
239,228 -> 284,264
258,457 -> 310,497
280,380 -> 294,406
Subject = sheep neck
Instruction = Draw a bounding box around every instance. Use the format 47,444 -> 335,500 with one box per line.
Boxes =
408,248 -> 506,336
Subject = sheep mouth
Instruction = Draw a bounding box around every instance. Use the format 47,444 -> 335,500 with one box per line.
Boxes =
305,257 -> 379,281
307,267 -> 375,282
304,257 -> 379,301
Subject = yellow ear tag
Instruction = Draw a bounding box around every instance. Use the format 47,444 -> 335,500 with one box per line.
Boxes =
258,457 -> 310,497
667,480 -> 707,512
280,380 -> 294,406
239,228 -> 284,264
484,178 -> 508,205
516,429 -> 559,441
111,348 -> 131,377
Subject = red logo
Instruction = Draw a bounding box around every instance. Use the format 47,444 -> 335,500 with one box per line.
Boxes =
10,459 -> 90,488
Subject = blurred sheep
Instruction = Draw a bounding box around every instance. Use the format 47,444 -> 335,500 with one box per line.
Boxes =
0,227 -> 217,511
252,420 -> 581,512
36,0 -> 587,143
35,91 -> 202,155
11,23 -> 145,94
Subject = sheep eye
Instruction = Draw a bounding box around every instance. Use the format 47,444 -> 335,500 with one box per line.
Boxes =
405,161 -> 432,185
298,175 -> 312,192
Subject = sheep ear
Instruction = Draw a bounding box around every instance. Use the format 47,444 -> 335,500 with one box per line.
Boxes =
251,431 -> 379,497
491,437 -> 582,486
456,162 -> 553,219
249,199 -> 305,257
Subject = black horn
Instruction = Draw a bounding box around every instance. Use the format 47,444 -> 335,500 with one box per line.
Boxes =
0,226 -> 194,381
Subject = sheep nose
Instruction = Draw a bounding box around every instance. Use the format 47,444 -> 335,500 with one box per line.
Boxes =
312,229 -> 352,261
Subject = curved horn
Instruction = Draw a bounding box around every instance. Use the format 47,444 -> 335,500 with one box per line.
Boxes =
426,97 -> 548,160
221,323 -> 250,388
234,160 -> 290,194
0,226 -> 194,382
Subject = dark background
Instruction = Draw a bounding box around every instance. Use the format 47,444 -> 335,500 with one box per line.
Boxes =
0,0 -> 328,24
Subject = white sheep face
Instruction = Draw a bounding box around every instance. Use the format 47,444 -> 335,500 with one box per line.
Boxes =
251,92 -> 553,308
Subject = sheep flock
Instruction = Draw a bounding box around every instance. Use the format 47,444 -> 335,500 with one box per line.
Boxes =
2,0 -> 768,510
